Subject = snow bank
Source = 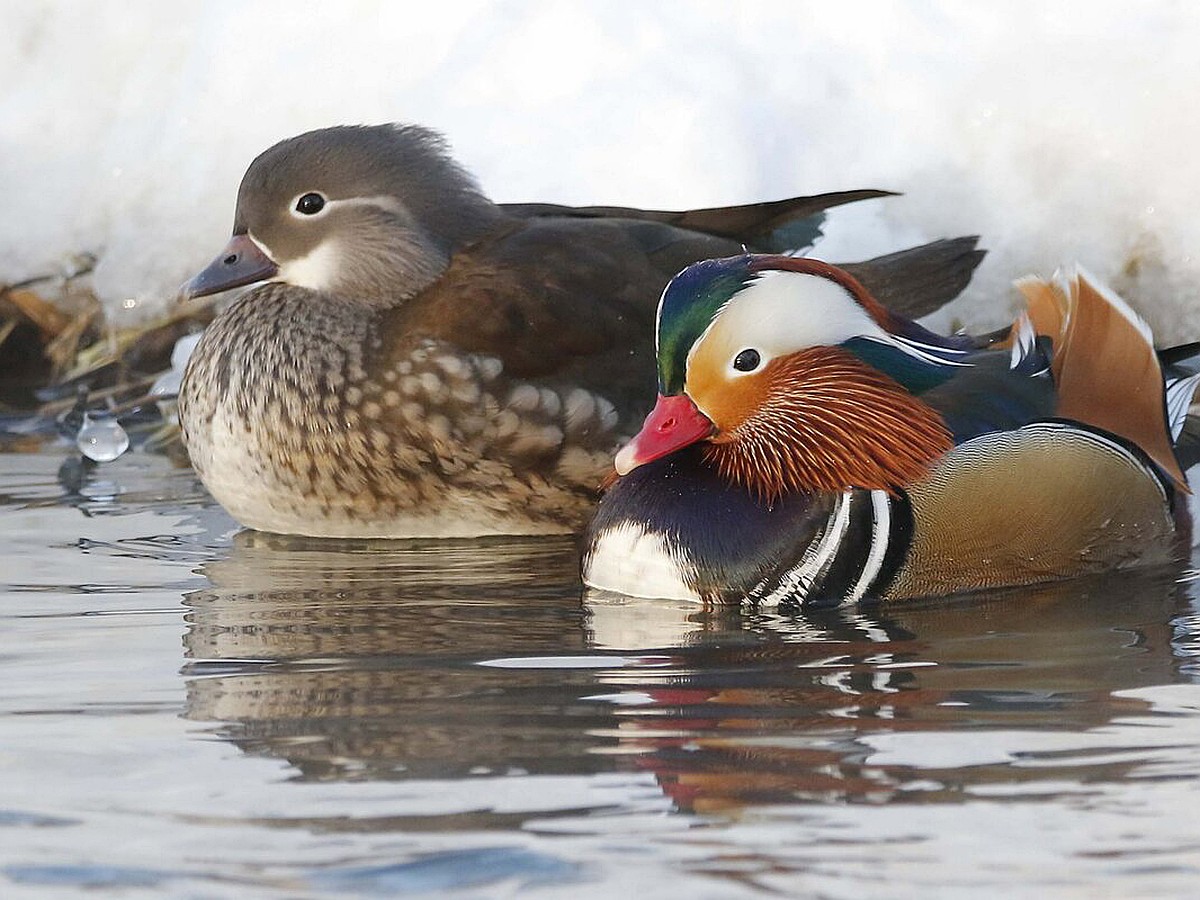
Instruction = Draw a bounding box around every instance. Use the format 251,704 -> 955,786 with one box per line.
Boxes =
3,0 -> 1199,338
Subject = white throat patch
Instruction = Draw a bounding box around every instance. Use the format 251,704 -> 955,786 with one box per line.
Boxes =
274,239 -> 341,292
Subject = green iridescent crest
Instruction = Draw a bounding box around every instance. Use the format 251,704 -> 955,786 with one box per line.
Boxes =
656,256 -> 754,394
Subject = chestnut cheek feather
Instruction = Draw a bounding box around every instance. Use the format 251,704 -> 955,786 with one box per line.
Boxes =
704,347 -> 952,500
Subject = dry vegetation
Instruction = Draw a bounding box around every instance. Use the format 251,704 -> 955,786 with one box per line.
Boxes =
0,262 -> 211,456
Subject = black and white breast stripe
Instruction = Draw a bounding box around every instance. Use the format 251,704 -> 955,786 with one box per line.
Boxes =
746,489 -> 913,607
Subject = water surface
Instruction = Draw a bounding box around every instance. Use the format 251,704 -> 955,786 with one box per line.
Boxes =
3,448 -> 1200,897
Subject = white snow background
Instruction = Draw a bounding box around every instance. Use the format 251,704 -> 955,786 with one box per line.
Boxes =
3,0 -> 1199,339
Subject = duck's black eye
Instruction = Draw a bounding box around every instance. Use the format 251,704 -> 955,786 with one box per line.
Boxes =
733,348 -> 761,372
295,192 -> 326,215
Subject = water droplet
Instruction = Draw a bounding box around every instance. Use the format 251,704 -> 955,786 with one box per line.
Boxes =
76,413 -> 130,462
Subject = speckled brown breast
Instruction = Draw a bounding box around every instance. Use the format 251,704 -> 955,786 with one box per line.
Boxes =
178,284 -> 627,537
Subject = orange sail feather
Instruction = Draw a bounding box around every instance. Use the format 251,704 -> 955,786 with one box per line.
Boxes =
1016,269 -> 1188,492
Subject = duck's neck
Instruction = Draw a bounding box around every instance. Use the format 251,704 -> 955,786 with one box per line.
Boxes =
586,447 -> 913,607
333,231 -> 452,307
302,202 -> 509,308
704,347 -> 953,500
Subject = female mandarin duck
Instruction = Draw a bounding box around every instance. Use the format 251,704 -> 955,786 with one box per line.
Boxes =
582,255 -> 1200,605
179,123 -> 985,538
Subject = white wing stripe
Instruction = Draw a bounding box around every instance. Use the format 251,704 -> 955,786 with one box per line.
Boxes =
847,490 -> 891,605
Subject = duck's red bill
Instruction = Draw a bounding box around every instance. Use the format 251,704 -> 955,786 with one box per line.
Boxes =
614,393 -> 714,475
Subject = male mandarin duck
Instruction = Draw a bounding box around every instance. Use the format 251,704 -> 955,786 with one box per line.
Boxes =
582,255 -> 1200,605
179,123 -> 986,538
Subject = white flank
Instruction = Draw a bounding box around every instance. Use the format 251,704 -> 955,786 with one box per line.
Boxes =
1188,463 -> 1200,546
1166,373 -> 1200,441
584,522 -> 701,602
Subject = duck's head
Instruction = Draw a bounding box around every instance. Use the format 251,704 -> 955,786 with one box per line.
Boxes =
614,255 -> 955,499
183,124 -> 503,303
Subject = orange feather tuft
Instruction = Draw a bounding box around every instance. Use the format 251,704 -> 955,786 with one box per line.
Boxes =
1015,276 -> 1068,372
704,346 -> 953,501
1018,270 -> 1187,492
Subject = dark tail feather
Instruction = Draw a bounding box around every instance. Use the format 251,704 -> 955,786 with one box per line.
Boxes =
1171,417 -> 1200,472
502,189 -> 895,253
841,236 -> 986,320
1160,341 -> 1200,369
1175,416 -> 1200,472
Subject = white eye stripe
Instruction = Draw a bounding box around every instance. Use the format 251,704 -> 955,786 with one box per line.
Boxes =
288,193 -> 405,219
690,270 -> 887,380
334,195 -> 406,215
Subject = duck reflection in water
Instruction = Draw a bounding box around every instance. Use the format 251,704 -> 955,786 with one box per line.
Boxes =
182,533 -> 1199,817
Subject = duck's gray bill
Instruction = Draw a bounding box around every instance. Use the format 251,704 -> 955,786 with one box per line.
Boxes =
181,234 -> 279,300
